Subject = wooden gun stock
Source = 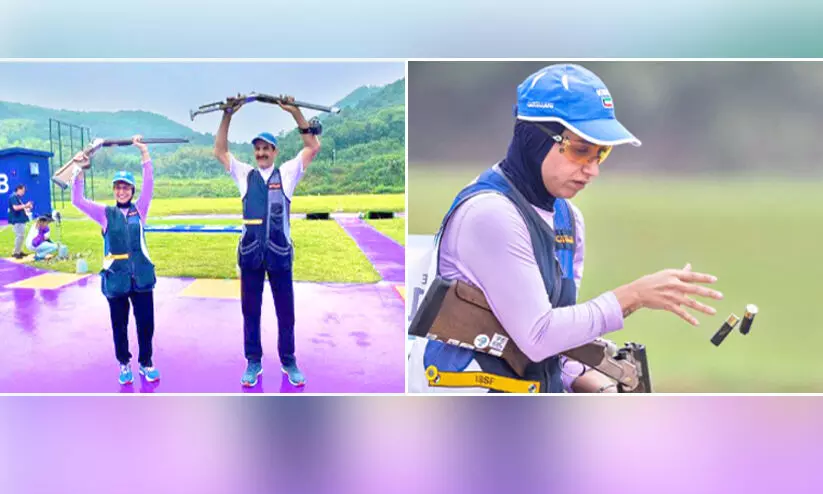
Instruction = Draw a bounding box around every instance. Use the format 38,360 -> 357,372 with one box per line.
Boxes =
51,137 -> 189,189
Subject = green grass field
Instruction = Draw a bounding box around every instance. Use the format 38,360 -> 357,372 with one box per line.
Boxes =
410,165 -> 823,392
2,197 -> 407,283
77,172 -> 405,200
53,193 -> 405,219
367,218 -> 406,246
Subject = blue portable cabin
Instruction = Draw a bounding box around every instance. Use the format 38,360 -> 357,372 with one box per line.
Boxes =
0,147 -> 54,222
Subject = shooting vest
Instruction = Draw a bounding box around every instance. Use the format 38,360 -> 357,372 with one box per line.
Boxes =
100,205 -> 156,298
420,165 -> 578,393
238,167 -> 293,272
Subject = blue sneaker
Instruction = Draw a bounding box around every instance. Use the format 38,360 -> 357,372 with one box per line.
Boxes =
119,364 -> 133,385
139,364 -> 160,382
241,361 -> 263,387
281,364 -> 305,386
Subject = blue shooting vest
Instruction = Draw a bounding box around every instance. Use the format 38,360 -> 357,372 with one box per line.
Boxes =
100,205 -> 156,298
238,167 -> 293,272
423,165 -> 578,393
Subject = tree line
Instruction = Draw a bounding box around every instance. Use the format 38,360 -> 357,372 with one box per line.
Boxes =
0,79 -> 406,194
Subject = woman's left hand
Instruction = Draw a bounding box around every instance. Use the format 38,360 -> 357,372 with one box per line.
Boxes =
132,135 -> 149,152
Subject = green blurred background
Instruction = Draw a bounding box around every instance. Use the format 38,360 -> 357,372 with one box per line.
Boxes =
408,61 -> 823,393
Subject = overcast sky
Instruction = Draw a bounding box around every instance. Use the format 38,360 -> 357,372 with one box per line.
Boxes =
0,61 -> 404,141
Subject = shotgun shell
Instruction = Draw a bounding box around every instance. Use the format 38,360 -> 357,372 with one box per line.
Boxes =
711,313 -> 740,347
740,304 -> 758,335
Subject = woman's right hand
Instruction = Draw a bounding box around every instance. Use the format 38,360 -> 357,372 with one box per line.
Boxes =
613,263 -> 723,326
72,151 -> 91,168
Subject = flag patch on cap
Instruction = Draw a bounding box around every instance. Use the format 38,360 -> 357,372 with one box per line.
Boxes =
597,89 -> 613,108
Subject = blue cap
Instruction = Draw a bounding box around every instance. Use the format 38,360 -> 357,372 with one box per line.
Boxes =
251,132 -> 278,148
112,170 -> 135,186
514,64 -> 641,147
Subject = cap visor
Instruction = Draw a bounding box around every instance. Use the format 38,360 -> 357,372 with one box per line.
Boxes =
252,138 -> 277,148
566,118 -> 641,147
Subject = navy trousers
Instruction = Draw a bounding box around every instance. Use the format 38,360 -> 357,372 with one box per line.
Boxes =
241,266 -> 296,366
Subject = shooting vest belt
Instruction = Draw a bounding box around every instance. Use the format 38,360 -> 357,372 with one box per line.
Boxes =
426,365 -> 541,393
408,276 -> 649,392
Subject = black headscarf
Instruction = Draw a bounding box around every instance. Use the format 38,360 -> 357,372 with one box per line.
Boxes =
499,120 -> 566,212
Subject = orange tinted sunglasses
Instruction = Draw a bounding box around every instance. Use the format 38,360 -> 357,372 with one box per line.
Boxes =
536,123 -> 613,165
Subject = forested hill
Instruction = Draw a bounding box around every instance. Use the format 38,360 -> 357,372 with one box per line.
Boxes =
0,78 -> 405,195
0,104 -> 214,148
